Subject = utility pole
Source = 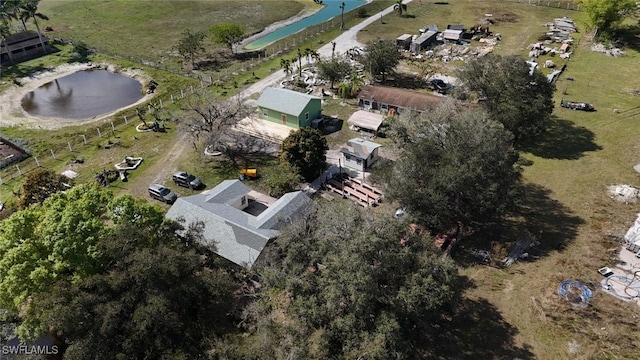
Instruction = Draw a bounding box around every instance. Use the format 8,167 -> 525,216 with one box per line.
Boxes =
340,2 -> 346,30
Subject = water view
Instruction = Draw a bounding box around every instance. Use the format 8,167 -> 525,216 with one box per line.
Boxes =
22,69 -> 143,120
244,0 -> 366,50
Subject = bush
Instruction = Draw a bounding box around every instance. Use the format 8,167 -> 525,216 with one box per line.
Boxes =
357,8 -> 367,18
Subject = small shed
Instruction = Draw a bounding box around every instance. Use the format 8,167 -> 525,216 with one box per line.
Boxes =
442,29 -> 463,43
447,24 -> 465,31
341,138 -> 382,172
396,34 -> 413,50
0,31 -> 50,65
410,30 -> 438,52
347,110 -> 385,135
257,87 -> 322,129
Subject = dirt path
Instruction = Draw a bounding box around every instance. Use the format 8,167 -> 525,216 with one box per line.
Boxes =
125,132 -> 191,199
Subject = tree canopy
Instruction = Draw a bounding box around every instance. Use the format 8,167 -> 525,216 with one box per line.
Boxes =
29,215 -> 233,359
0,184 -> 235,357
213,201 -> 460,359
0,185 -> 111,326
579,0 -> 637,34
361,39 -> 400,82
17,168 -> 70,209
209,22 -> 246,54
455,54 -> 555,145
176,28 -> 205,70
316,55 -> 352,89
280,127 -> 328,181
375,101 -> 522,233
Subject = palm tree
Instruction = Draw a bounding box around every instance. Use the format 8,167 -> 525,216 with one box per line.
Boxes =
0,0 -> 20,25
280,58 -> 292,76
393,0 -> 407,17
296,48 -> 303,78
19,0 -> 49,54
303,47 -> 313,65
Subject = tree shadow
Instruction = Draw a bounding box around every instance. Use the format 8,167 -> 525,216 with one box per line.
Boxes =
421,280 -> 535,359
520,116 -> 601,160
381,72 -> 428,90
611,24 -> 640,52
455,183 -> 584,267
0,63 -> 54,82
514,183 -> 584,256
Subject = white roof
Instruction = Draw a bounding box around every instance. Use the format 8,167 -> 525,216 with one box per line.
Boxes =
347,110 -> 384,131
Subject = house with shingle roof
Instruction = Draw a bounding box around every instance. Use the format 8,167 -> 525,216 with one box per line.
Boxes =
357,85 -> 443,115
256,87 -> 322,128
341,138 -> 382,172
165,180 -> 312,268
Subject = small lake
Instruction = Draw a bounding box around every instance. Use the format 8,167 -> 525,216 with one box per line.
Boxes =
21,69 -> 144,120
244,0 -> 366,50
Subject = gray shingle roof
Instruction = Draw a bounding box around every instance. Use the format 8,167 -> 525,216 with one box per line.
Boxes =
256,87 -> 320,116
166,180 -> 311,268
340,138 -> 381,160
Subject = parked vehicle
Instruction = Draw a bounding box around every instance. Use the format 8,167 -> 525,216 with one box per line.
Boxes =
148,183 -> 178,204
428,78 -> 452,94
560,99 -> 595,111
172,171 -> 204,189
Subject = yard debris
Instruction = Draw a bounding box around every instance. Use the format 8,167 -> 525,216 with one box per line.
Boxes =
591,43 -> 626,57
501,231 -> 538,267
607,184 -> 640,204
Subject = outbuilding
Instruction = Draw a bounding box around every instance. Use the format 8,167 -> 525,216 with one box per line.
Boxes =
256,87 -> 322,128
442,29 -> 463,43
347,110 -> 385,136
0,31 -> 50,65
340,138 -> 382,172
410,30 -> 438,52
396,34 -> 413,50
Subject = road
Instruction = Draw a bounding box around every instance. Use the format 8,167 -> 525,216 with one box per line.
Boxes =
238,0 -> 411,98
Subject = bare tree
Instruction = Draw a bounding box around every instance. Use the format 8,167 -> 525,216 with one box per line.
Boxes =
178,90 -> 250,152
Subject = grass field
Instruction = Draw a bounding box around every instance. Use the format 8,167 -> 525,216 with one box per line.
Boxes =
2,0 -> 640,358
36,0 -> 307,72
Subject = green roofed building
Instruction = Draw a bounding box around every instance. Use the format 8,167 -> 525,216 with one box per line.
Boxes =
256,87 -> 322,129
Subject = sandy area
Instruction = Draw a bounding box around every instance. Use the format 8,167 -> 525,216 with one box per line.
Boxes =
0,62 -> 154,129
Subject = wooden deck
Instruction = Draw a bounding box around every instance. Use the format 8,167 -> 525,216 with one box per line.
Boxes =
323,173 -> 384,207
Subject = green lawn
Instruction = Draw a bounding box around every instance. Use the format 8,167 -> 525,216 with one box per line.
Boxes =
37,0 -> 307,72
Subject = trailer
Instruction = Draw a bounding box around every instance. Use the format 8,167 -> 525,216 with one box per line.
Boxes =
560,99 -> 595,111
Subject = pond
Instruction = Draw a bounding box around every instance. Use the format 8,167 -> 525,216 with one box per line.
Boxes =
244,0 -> 366,50
21,69 -> 144,120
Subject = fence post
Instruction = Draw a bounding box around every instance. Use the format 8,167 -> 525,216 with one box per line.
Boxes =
171,94 -> 174,103
159,99 -> 163,108
111,122 -> 115,132
181,89 -> 185,98
124,115 -> 128,124
191,85 -> 194,93
50,149 -> 56,160
148,104 -> 152,112
82,134 -> 87,144
34,156 -> 40,167
15,164 -> 22,176
68,141 -> 72,152
97,128 -> 102,137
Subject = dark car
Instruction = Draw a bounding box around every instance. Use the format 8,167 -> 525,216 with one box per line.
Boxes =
172,171 -> 204,189
148,183 -> 178,204
429,78 -> 451,94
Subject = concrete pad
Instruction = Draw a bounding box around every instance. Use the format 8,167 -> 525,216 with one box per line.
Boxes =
233,116 -> 295,142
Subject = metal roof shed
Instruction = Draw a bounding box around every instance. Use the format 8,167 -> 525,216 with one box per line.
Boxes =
410,31 -> 437,52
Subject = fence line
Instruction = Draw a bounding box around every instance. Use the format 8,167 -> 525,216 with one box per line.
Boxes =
0,83 -> 202,187
506,0 -> 581,11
